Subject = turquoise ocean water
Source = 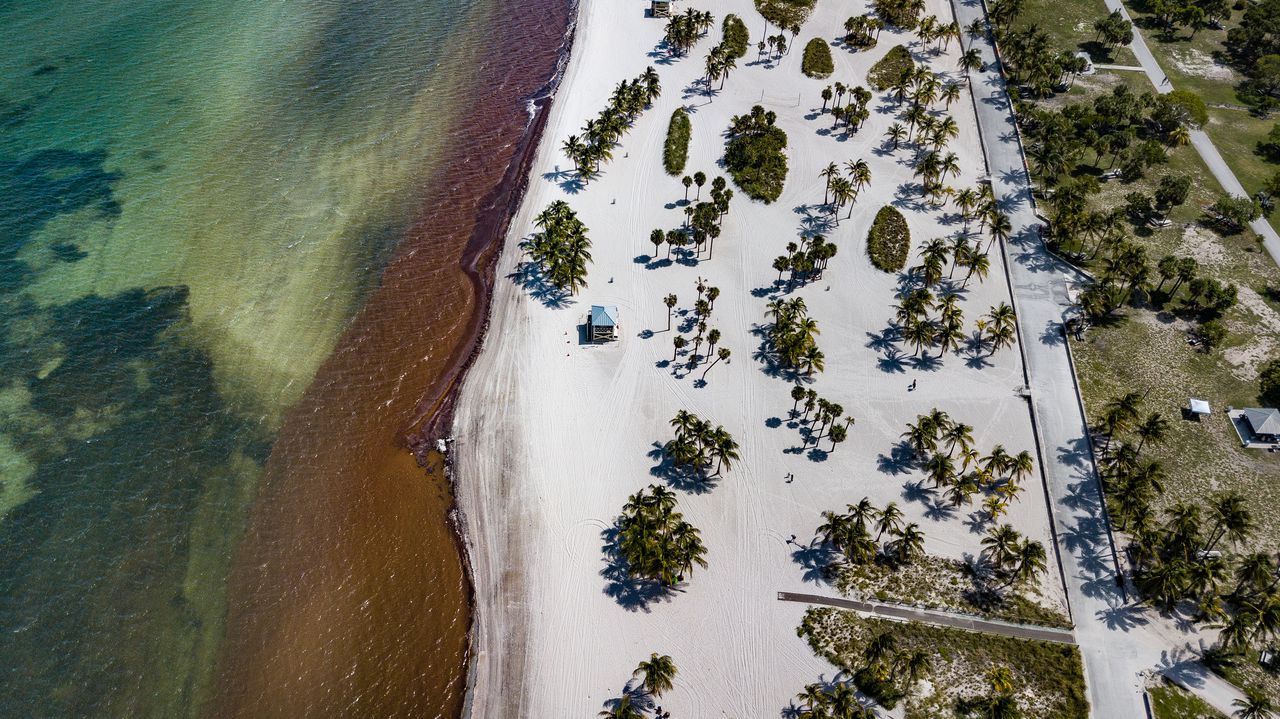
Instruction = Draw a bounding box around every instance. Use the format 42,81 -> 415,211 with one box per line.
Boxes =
0,0 -> 508,714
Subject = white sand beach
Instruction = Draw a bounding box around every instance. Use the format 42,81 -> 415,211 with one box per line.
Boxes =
454,0 -> 1064,714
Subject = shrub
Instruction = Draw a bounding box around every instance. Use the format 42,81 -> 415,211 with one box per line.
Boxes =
1199,319 -> 1228,350
722,14 -> 750,59
664,108 -> 692,176
1260,358 -> 1280,406
725,105 -> 789,203
1165,89 -> 1208,127
867,205 -> 910,271
801,38 -> 835,78
867,45 -> 914,90
755,0 -> 817,29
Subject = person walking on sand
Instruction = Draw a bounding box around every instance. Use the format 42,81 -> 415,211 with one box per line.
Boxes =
909,379 -> 917,391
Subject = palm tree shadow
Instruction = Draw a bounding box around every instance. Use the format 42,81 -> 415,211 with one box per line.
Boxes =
508,260 -> 575,308
912,352 -> 944,372
902,479 -> 935,505
542,166 -> 585,194
646,441 -> 718,494
878,347 -> 909,374
924,497 -> 958,521
876,441 -> 916,475
600,525 -> 681,612
791,539 -> 838,584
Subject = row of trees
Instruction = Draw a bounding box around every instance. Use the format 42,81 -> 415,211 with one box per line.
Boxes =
816,497 -> 926,566
843,14 -> 885,49
772,233 -> 839,288
981,523 -> 1049,588
562,68 -> 661,179
521,200 -> 592,293
900,407 -> 1032,512
788,385 -> 855,451
616,485 -> 707,587
666,280 -> 732,379
763,296 -> 825,376
894,287 -> 1017,360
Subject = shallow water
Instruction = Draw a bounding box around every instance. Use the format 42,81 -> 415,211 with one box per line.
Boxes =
0,0 -> 569,715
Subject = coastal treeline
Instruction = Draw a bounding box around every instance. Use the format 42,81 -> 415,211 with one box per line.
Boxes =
561,67 -> 661,180
520,200 -> 592,294
725,105 -> 789,203
615,485 -> 708,586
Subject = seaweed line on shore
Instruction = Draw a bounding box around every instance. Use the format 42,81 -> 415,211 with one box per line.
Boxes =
401,2 -> 580,715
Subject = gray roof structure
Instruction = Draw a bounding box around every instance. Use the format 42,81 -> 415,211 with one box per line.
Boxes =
1243,407 -> 1280,435
590,305 -> 619,327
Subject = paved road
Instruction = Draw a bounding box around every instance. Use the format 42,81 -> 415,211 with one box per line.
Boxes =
1099,0 -> 1280,266
777,592 -> 1076,644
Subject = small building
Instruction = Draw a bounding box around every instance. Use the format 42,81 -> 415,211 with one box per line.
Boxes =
587,304 -> 619,342
1242,407 -> 1280,443
650,0 -> 671,16
1188,398 -> 1211,417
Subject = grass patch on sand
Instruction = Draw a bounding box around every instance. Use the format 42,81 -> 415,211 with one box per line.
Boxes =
867,45 -> 914,91
1206,648 -> 1280,705
867,205 -> 910,271
801,37 -> 834,78
1148,680 -> 1227,719
724,107 -> 789,203
663,108 -> 691,176
799,608 -> 1089,718
834,554 -> 1071,628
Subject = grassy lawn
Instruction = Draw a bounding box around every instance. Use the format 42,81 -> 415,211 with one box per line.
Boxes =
835,554 -> 1072,628
1148,680 -> 1227,719
1014,0 -> 1139,66
799,608 -> 1089,718
1208,649 -> 1280,705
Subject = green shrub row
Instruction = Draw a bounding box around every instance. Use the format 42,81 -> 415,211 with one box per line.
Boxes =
721,14 -> 749,59
663,108 -> 692,176
867,44 -> 914,90
867,205 -> 910,271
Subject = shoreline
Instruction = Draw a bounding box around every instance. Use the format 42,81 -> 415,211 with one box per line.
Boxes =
206,0 -> 575,713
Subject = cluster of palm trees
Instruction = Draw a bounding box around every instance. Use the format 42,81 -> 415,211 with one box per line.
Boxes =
703,41 -> 739,92
842,14 -> 884,48
851,631 -> 932,708
616,485 -> 708,587
760,33 -> 790,61
665,410 -> 739,477
912,15 -> 961,56
763,297 -> 825,376
818,159 -> 872,220
987,1 -> 1091,96
792,680 -> 876,719
873,0 -> 926,29
561,67 -> 661,179
1094,397 -> 1280,651
661,173 -> 732,260
981,523 -> 1049,587
1233,689 -> 1276,719
901,408 -> 1033,513
818,83 -> 873,137
956,666 -> 1022,718
664,8 -> 714,56
893,283 -> 1016,360
789,386 -> 855,451
817,497 -> 925,567
520,200 -> 592,293
772,234 -> 838,288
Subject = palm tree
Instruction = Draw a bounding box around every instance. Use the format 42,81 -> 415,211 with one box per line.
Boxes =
672,335 -> 686,360
663,294 -> 678,330
886,122 -> 907,150
682,175 -> 693,201
960,47 -> 984,72
1135,412 -> 1168,455
829,422 -> 848,451
563,134 -> 586,170
702,347 -> 731,380
988,209 -> 1012,250
819,162 -> 840,204
634,653 -> 677,697
1009,450 -> 1034,485
1010,540 -> 1047,586
983,495 -> 1008,522
1233,689 -> 1275,719
890,523 -> 926,564
982,524 -> 1022,571
876,502 -> 904,541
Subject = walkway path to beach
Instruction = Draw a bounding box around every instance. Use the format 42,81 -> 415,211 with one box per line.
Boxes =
777,591 -> 1076,644
952,0 -> 1250,715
